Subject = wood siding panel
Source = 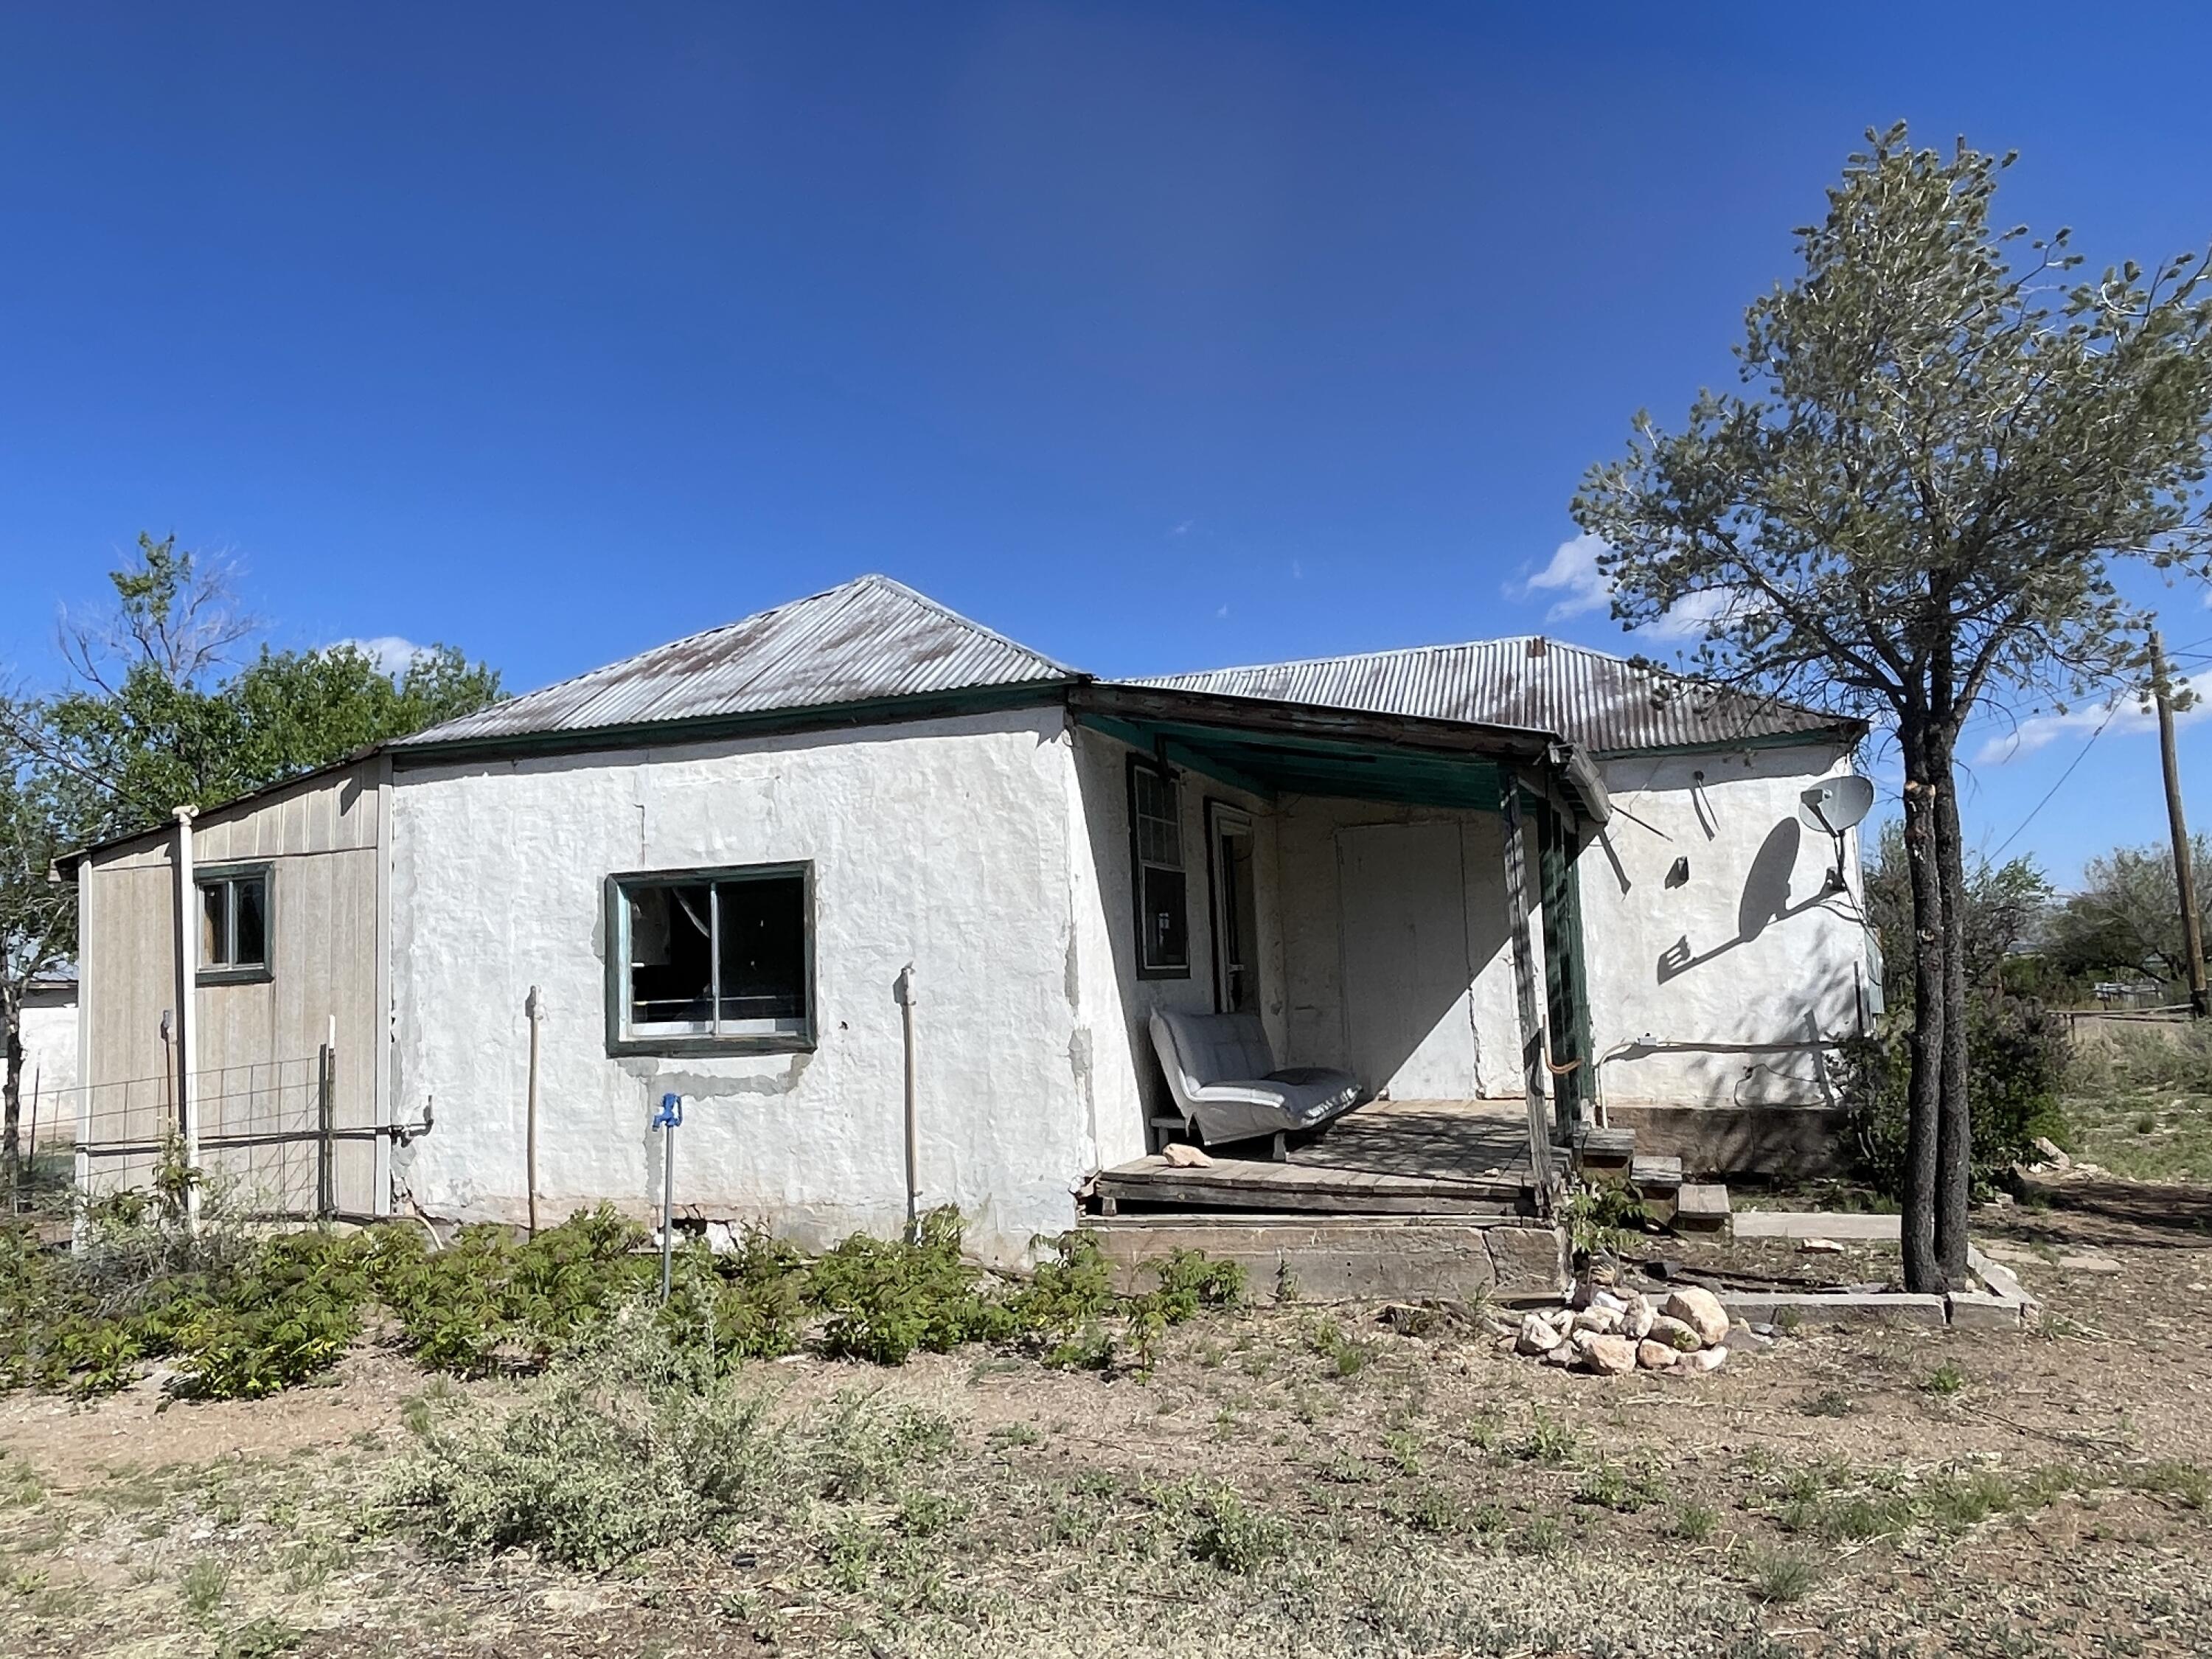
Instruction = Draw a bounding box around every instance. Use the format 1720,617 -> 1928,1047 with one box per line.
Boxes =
79,761 -> 383,1214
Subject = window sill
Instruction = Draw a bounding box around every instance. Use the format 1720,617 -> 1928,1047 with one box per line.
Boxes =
196,966 -> 273,987
1135,964 -> 1192,981
605,1033 -> 818,1059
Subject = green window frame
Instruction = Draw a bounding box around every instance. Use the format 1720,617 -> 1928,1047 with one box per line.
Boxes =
604,862 -> 816,1056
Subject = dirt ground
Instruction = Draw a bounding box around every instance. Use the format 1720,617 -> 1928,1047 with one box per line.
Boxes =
4,1177 -> 2209,1659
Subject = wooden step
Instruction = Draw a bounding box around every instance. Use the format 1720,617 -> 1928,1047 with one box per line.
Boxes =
1630,1154 -> 1684,1192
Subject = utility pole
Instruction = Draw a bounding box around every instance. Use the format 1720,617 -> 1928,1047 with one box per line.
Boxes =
2151,629 -> 2210,1018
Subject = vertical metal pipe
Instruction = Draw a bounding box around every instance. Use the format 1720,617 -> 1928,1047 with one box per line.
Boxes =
655,1092 -> 681,1302
524,986 -> 542,1235
172,806 -> 201,1234
896,964 -> 919,1242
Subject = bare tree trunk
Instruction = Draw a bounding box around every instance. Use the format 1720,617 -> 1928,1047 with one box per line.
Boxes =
1899,718 -> 1945,1295
1,984 -> 22,1197
1930,737 -> 1972,1287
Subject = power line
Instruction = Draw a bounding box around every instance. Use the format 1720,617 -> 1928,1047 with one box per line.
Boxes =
1989,705 -> 2119,859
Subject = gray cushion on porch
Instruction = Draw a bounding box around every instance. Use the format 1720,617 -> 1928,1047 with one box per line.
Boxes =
1148,1010 -> 1366,1147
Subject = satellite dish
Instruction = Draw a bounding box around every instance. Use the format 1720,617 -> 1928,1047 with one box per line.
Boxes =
1799,776 -> 1875,836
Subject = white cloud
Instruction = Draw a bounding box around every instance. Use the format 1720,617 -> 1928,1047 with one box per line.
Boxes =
1168,519 -> 1193,538
329,635 -> 430,675
1974,683 -> 2206,765
1514,534 -> 1748,641
1637,586 -> 1746,642
1516,533 -> 1611,621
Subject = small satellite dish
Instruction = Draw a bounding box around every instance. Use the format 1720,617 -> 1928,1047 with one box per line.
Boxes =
1799,776 -> 1875,836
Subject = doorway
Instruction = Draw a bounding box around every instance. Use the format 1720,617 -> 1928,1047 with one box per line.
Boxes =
1207,802 -> 1260,1015
1335,821 -> 1482,1099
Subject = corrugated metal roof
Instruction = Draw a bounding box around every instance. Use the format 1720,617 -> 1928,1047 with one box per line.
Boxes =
1121,636 -> 1853,754
396,574 -> 1079,748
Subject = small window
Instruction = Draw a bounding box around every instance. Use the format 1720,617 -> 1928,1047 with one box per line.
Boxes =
608,863 -> 813,1053
197,866 -> 271,984
1129,760 -> 1188,977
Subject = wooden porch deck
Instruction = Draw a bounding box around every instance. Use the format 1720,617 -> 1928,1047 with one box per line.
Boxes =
1091,1099 -> 1540,1217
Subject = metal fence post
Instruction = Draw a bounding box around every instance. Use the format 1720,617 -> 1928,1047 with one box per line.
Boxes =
316,1042 -> 335,1222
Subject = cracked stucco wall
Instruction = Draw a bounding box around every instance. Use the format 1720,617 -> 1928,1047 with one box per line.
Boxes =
389,706 -> 1101,1263
1582,742 -> 1867,1108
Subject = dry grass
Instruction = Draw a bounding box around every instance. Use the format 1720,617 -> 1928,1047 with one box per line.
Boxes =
4,1192 -> 2211,1658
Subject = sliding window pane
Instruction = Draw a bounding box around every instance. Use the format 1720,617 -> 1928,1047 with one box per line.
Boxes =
627,880 -> 715,1029
232,877 -> 268,968
715,874 -> 807,1028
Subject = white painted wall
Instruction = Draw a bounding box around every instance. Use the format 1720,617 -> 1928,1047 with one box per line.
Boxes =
16,987 -> 78,1142
1581,742 -> 1867,1108
1274,799 -> 1522,1101
1062,727 -> 1283,1141
391,707 -> 1116,1263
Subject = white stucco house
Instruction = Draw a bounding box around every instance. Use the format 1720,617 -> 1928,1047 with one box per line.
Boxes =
61,577 -> 1871,1264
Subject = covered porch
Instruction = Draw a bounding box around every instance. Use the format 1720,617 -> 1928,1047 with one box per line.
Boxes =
1072,682 -> 1612,1222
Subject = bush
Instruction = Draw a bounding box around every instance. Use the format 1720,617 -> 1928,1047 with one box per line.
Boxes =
386,1315 -> 956,1568
1844,991 -> 2072,1198
809,1208 -> 1012,1364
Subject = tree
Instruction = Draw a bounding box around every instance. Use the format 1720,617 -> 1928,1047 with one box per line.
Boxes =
1574,127 -> 2212,1290
1863,820 -> 2052,1009
2045,836 -> 2212,990
15,536 -> 503,845
0,731 -> 91,1189
0,537 -> 504,1170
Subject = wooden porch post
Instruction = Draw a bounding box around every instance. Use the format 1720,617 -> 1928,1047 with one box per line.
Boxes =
1500,780 -> 1555,1201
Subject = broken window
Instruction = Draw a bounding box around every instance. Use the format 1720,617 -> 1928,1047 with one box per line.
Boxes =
197,866 -> 271,982
1129,760 -> 1188,976
611,864 -> 812,1051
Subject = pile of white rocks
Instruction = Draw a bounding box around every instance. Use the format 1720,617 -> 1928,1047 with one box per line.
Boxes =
1509,1283 -> 1735,1376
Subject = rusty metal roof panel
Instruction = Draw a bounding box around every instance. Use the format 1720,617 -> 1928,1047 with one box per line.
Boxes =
397,575 -> 1079,747
1121,636 -> 1853,754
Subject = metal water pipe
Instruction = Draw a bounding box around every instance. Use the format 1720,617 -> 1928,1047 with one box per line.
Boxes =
653,1092 -> 684,1302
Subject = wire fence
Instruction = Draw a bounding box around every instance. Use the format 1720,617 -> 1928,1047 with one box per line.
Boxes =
6,1049 -> 349,1222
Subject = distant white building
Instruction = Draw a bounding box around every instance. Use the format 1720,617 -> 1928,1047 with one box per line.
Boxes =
61,577 -> 1869,1261
15,975 -> 78,1146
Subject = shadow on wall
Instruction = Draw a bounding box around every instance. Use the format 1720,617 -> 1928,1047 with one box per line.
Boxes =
1655,818 -> 1842,985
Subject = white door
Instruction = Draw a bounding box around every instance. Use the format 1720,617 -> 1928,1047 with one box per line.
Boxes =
1336,822 -> 1482,1099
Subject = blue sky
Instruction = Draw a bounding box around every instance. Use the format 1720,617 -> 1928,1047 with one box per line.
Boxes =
4,2 -> 2210,885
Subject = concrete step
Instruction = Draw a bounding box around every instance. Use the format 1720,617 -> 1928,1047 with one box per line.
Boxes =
1674,1182 -> 1731,1233
1630,1154 -> 1684,1192
1577,1125 -> 1636,1175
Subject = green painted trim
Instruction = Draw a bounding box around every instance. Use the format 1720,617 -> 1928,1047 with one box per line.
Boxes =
394,681 -> 1080,768
602,861 -> 819,1057
1073,714 -> 1279,801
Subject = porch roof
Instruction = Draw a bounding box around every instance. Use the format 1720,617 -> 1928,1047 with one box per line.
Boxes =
1070,683 -> 1608,823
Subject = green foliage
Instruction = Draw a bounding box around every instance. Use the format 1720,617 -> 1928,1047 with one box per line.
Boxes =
4,1194 -> 1243,1402
1844,992 -> 2073,1197
385,1316 -> 956,1570
27,535 -> 502,846
809,1208 -> 1012,1365
1863,821 -> 2053,1010
2044,836 -> 2212,990
1560,1177 -> 1646,1260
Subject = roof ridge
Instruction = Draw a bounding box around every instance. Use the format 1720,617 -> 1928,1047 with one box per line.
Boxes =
849,574 -> 1084,678
1132,632 -> 1642,683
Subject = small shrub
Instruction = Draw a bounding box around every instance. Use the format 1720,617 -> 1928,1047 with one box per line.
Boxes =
1743,1544 -> 1818,1604
1669,1500 -> 1718,1543
1924,1362 -> 1966,1397
1521,1410 -> 1579,1467
810,1208 -> 1008,1365
1843,994 -> 2071,1198
181,1554 -> 229,1620
1149,1479 -> 1286,1576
